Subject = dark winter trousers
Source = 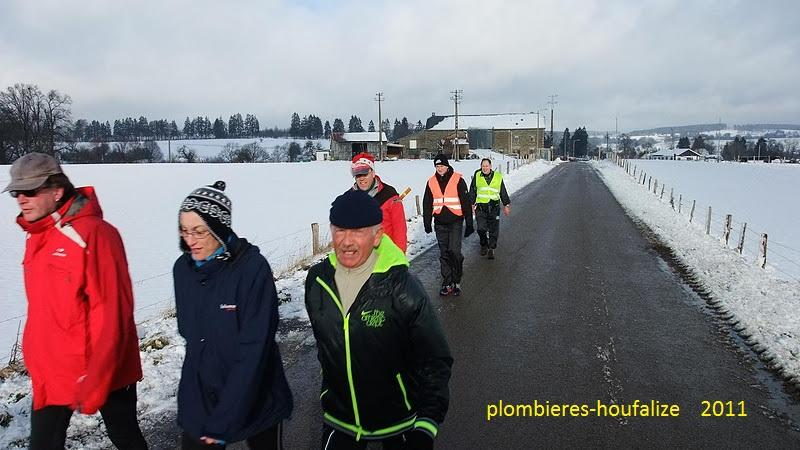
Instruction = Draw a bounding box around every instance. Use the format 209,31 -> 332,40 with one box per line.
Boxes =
320,425 -> 414,449
435,221 -> 463,286
30,384 -> 147,450
181,422 -> 282,450
475,202 -> 501,249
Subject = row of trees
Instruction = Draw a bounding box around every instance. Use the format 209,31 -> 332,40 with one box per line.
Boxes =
557,127 -> 590,157
288,113 -> 425,141
60,139 -> 326,164
72,113 -> 266,142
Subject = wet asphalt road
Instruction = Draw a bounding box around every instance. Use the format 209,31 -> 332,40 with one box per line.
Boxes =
148,162 -> 800,449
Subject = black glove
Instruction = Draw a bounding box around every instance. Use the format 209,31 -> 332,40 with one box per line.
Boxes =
424,223 -> 432,234
464,224 -> 474,238
405,429 -> 434,450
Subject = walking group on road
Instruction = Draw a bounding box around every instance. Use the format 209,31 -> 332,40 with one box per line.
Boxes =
5,150 -> 512,449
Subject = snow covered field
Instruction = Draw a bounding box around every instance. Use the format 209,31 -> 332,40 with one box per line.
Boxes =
0,153 -> 556,448
595,159 -> 800,398
621,159 -> 800,282
78,137 -> 330,160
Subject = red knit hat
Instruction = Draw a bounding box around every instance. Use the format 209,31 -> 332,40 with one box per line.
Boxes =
351,152 -> 375,176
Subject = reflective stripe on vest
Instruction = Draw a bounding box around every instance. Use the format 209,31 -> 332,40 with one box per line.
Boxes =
475,170 -> 503,203
428,172 -> 463,216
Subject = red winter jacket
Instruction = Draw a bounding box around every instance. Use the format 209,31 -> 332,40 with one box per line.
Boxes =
17,186 -> 142,413
353,176 -> 407,252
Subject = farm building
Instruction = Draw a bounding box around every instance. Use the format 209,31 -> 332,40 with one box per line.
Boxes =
399,112 -> 546,159
329,132 -> 403,161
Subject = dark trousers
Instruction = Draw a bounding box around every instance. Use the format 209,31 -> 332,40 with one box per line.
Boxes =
320,426 -> 409,450
475,202 -> 501,249
181,422 -> 282,450
434,220 -> 463,285
30,384 -> 147,450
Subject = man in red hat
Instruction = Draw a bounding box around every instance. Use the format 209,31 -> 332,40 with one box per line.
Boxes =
349,152 -> 408,253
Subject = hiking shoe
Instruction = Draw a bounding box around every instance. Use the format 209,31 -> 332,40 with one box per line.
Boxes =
439,284 -> 453,296
480,246 -> 488,256
487,248 -> 495,260
452,283 -> 462,296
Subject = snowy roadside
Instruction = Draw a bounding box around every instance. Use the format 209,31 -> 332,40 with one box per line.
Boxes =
594,160 -> 800,388
0,158 -> 557,448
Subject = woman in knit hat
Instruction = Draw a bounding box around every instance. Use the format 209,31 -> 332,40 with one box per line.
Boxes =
173,181 -> 293,449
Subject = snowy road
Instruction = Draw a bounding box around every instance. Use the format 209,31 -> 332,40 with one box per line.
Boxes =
424,162 -> 800,448
147,162 -> 800,448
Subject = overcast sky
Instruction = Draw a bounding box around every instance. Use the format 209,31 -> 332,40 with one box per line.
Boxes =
1,0 -> 798,132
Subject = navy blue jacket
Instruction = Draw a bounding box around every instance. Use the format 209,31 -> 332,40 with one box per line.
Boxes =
173,236 -> 293,442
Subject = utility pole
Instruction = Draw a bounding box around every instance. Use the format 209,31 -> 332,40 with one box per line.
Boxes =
605,132 -> 609,161
375,92 -> 384,161
547,94 -> 558,160
450,89 -> 463,160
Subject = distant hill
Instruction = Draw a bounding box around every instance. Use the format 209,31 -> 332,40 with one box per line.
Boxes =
628,123 -> 727,136
627,123 -> 800,136
733,124 -> 800,131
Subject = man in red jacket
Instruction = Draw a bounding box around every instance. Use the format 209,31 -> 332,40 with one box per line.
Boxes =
350,152 -> 408,253
4,153 -> 147,449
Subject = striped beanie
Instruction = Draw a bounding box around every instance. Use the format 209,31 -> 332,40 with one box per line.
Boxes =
179,180 -> 233,252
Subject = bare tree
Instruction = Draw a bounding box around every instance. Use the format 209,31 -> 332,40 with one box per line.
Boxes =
0,83 -> 72,162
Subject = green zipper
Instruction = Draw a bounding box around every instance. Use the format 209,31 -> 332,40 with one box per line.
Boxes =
396,373 -> 412,411
316,276 -> 363,439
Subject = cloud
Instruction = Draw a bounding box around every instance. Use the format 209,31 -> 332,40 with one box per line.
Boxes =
1,0 -> 797,131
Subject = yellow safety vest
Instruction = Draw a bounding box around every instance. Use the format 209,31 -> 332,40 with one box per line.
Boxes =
474,170 -> 502,204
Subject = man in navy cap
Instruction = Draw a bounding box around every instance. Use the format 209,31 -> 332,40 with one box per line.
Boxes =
305,190 -> 453,449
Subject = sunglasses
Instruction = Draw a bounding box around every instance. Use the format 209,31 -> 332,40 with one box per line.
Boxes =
9,185 -> 51,198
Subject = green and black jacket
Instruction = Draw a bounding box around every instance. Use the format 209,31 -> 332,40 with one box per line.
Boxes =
305,235 -> 453,441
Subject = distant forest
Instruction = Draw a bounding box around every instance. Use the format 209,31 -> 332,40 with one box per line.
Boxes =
0,82 -> 426,164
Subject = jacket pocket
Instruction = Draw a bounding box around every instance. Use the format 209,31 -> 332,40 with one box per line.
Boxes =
196,341 -> 224,410
47,264 -> 84,332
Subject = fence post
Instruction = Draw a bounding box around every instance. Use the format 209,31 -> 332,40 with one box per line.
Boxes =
678,195 -> 682,214
653,179 -> 658,194
758,233 -> 768,268
669,188 -> 674,208
415,195 -> 421,216
9,320 -> 21,365
311,222 -> 320,255
507,161 -> 511,173
660,184 -> 665,199
723,214 -> 732,246
705,206 -> 712,235
737,223 -> 747,254
690,200 -> 696,223
647,176 -> 651,190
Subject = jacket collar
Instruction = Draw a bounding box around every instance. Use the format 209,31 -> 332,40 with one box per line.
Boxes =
327,235 -> 408,274
17,186 -> 102,234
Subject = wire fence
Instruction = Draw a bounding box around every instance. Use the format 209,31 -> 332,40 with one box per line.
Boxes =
617,157 -> 800,283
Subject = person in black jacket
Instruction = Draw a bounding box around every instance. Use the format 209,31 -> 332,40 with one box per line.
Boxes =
468,158 -> 511,259
423,154 -> 474,296
305,190 -> 452,450
174,181 -> 293,449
